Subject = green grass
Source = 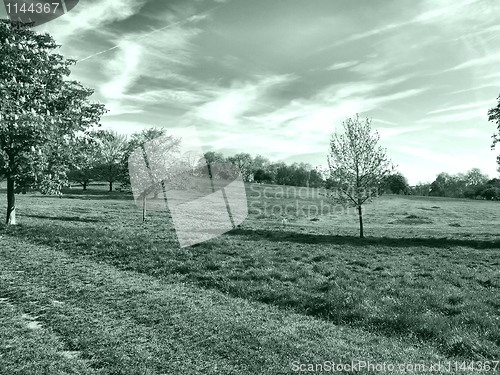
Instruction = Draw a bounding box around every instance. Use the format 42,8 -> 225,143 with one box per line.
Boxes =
1,183 -> 499,373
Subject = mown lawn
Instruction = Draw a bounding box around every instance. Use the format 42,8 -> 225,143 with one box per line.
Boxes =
0,183 -> 499,374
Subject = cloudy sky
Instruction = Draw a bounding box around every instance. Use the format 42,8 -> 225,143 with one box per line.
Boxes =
3,0 -> 499,184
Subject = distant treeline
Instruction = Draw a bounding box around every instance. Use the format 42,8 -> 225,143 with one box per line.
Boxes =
7,125 -> 497,202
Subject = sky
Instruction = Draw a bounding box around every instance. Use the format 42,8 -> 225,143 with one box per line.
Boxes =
2,0 -> 499,185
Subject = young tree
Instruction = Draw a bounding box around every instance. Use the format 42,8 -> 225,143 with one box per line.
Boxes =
123,128 -> 181,199
327,114 -> 394,238
0,20 -> 106,224
182,150 -> 204,176
94,130 -> 127,192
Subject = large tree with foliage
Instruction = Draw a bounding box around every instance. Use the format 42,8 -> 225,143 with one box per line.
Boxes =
227,153 -> 254,182
327,114 -> 394,238
198,151 -> 225,179
94,130 -> 127,192
488,94 -> 500,173
0,20 -> 106,224
383,172 -> 410,194
67,132 -> 102,190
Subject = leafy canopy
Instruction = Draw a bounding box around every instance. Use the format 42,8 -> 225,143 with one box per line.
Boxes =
327,114 -> 394,207
0,19 -> 106,194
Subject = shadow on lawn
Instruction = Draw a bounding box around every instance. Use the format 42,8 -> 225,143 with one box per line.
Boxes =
225,228 -> 500,250
26,190 -> 135,201
4,220 -> 500,252
21,214 -> 102,223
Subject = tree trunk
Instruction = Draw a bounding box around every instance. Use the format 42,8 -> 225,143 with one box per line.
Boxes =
109,181 -> 113,192
207,164 -> 215,193
6,176 -> 16,225
142,195 -> 146,221
357,205 -> 364,238
83,181 -> 87,190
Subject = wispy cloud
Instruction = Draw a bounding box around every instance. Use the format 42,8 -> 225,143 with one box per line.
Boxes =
311,0 -> 480,55
446,84 -> 500,95
445,53 -> 500,72
186,74 -> 298,126
377,125 -> 431,139
417,108 -> 487,123
37,0 -> 149,44
434,128 -> 491,138
427,100 -> 493,114
325,61 -> 359,71
91,11 -> 206,115
100,40 -> 143,100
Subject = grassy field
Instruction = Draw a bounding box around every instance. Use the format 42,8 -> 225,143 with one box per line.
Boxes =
0,183 -> 499,374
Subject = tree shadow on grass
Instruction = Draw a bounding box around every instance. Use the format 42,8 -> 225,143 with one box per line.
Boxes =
225,228 -> 500,250
22,214 -> 102,223
26,192 -> 135,201
4,217 -> 500,251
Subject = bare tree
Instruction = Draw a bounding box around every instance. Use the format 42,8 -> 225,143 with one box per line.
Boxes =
182,151 -> 204,176
327,114 -> 394,238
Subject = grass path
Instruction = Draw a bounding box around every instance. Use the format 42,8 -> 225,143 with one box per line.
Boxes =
0,235 -> 454,374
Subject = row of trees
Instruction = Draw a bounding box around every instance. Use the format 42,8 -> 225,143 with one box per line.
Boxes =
203,151 -> 325,187
67,130 -> 126,191
425,170 -> 500,200
391,168 -> 500,200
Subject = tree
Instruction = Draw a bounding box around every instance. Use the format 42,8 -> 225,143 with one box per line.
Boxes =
198,151 -> 226,182
253,168 -> 272,184
488,95 -> 500,173
253,154 -> 271,171
412,182 -> 431,196
308,168 -> 325,188
383,172 -> 410,194
327,114 -> 394,238
481,186 -> 500,200
267,161 -> 284,184
448,173 -> 467,197
67,132 -> 102,190
429,172 -> 451,197
292,162 -> 312,187
465,168 -> 488,186
227,153 -> 254,182
489,94 -> 500,148
94,130 -> 127,192
182,150 -> 204,177
429,172 -> 468,198
275,163 -> 292,185
0,19 -> 106,224
122,128 -> 180,199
